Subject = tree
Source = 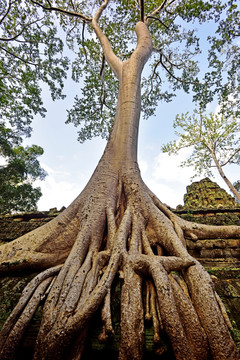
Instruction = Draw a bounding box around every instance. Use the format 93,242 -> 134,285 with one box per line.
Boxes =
234,181 -> 240,202
0,0 -> 69,212
0,124 -> 47,213
161,109 -> 240,203
0,0 -> 68,136
0,1 -> 240,360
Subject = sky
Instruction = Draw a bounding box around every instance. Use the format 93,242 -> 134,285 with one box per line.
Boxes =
23,14 -> 240,212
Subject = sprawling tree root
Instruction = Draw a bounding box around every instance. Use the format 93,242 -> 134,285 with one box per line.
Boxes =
0,163 -> 239,360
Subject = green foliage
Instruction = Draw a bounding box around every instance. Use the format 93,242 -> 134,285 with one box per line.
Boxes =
0,128 -> 47,214
233,180 -> 240,202
0,0 -> 69,211
234,181 -> 240,192
0,0 -> 69,137
162,108 -> 240,178
193,0 -> 240,114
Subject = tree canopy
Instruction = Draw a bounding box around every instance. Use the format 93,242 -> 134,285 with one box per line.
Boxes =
0,123 -> 47,213
0,0 -> 68,135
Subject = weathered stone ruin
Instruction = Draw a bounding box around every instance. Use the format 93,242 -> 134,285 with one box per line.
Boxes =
181,177 -> 238,209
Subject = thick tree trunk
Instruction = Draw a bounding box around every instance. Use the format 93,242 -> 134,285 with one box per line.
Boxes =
0,21 -> 239,360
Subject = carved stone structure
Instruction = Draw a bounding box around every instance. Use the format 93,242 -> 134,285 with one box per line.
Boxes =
181,177 -> 238,209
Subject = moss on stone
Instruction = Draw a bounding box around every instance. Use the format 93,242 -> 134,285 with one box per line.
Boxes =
182,178 -> 238,210
0,274 -> 35,330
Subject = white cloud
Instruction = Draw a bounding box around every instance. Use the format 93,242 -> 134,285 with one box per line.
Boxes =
35,177 -> 80,211
34,164 -> 84,210
152,148 -> 195,183
139,159 -> 148,175
140,147 -> 203,207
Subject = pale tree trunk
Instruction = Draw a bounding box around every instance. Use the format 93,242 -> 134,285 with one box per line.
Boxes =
210,148 -> 240,203
0,16 -> 239,360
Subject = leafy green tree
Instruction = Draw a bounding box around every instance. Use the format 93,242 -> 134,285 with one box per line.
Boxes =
0,1 -> 240,360
233,180 -> 240,202
162,109 -> 240,203
0,0 -> 68,211
190,0 -> 240,116
0,0 -> 68,136
0,130 -> 47,213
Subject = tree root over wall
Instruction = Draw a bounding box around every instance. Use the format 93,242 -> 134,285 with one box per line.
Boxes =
0,165 -> 239,360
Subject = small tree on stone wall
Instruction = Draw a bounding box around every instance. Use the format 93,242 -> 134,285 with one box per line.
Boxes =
162,109 -> 240,203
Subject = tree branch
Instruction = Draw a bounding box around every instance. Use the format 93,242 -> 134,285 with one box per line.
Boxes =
154,50 -> 201,87
145,59 -> 162,99
148,0 -> 168,18
69,0 -> 76,11
81,21 -> 88,63
0,0 -> 18,25
215,121 -> 240,148
147,0 -> 177,19
220,146 -> 240,167
0,45 -> 38,66
146,15 -> 169,29
30,0 -> 92,22
92,0 -> 123,80
99,55 -> 111,115
0,17 -> 44,42
139,0 -> 144,22
93,0 -> 109,23
151,59 -> 162,86
29,0 -> 122,79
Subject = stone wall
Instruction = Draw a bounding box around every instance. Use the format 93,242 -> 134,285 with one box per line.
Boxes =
174,207 -> 240,267
0,207 -> 64,245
